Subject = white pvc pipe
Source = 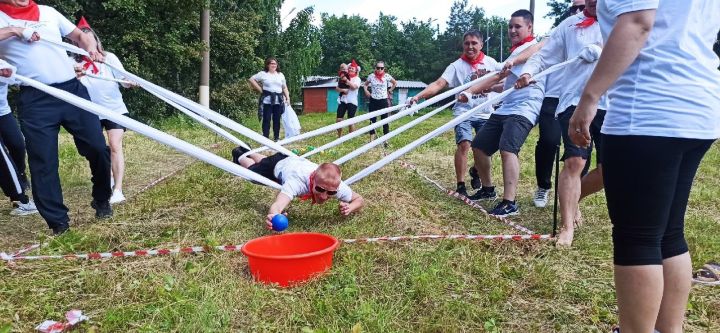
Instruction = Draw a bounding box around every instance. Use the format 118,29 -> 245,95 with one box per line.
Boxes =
242,104 -> 405,158
302,103 -> 424,157
345,58 -> 582,185
84,72 -> 134,86
39,39 -> 294,157
334,100 -> 455,165
142,83 -> 251,149
14,74 -> 282,189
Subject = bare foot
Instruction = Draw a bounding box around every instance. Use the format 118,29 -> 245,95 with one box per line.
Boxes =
574,209 -> 583,228
556,227 -> 575,247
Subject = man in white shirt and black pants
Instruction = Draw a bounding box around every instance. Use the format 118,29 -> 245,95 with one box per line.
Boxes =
0,0 -> 112,235
516,0 -> 606,246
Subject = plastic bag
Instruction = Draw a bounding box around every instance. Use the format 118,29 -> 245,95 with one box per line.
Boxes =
282,105 -> 301,138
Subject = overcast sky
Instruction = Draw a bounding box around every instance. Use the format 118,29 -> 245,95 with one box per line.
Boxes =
280,0 -> 555,36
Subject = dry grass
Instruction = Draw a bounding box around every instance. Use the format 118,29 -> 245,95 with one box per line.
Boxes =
1,112 -> 718,332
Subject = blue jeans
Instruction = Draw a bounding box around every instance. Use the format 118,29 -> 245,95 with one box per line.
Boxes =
454,118 -> 487,144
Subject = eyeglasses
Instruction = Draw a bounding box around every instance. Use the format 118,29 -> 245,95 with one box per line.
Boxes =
376,67 -> 385,70
569,4 -> 585,13
314,185 -> 337,196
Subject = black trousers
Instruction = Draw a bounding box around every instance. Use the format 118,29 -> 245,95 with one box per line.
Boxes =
534,97 -> 560,190
261,103 -> 283,140
0,113 -> 28,201
17,78 -> 111,229
368,98 -> 390,135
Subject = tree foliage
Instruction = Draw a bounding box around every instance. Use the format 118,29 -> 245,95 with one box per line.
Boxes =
546,0 -> 573,27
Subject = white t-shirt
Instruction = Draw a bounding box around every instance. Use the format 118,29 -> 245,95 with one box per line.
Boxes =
273,156 -> 354,202
366,74 -> 394,100
524,12 -> 608,116
494,40 -> 545,123
544,73 -> 563,99
598,0 -> 720,139
79,52 -> 128,117
340,76 -> 362,106
0,84 -> 10,116
441,55 -> 499,120
0,6 -> 77,85
251,71 -> 286,104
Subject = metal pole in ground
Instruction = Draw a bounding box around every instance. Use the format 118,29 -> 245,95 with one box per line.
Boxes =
552,144 -> 560,237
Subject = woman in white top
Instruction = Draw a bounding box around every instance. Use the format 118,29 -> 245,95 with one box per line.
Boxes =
363,61 -> 397,141
249,57 -> 290,141
570,1 -> 720,331
75,18 -> 133,204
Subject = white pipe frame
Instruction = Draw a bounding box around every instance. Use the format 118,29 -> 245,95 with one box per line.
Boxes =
334,100 -> 456,165
247,70 -> 501,159
345,58 -> 583,185
241,104 -> 405,158
14,74 -> 282,189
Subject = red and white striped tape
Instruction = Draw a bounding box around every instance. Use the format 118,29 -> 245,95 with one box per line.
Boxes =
396,160 -> 536,235
2,233 -> 551,262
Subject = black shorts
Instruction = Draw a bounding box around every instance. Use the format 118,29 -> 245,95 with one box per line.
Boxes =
100,119 -> 126,131
471,114 -> 534,155
247,153 -> 287,184
337,102 -> 357,119
558,107 -> 605,163
603,135 -> 714,265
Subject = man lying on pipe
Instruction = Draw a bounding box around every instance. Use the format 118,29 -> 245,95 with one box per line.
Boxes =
232,147 -> 364,228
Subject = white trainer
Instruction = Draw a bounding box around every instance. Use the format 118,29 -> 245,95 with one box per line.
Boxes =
109,190 -> 126,204
10,200 -> 39,216
533,187 -> 551,208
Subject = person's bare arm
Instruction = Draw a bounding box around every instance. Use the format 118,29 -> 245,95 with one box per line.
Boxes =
457,73 -> 505,103
570,8 -> 657,147
283,84 -> 290,105
265,193 -> 292,228
363,80 -> 371,97
66,28 -> 103,62
409,77 -> 448,104
339,192 -> 364,216
0,27 -> 40,42
248,77 -> 263,93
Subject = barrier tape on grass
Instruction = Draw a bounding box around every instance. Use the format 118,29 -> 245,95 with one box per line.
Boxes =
396,160 -> 536,235
2,233 -> 551,262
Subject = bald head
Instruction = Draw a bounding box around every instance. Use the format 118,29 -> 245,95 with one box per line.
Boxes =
315,163 -> 342,187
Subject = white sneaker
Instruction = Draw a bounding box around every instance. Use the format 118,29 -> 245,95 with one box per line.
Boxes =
109,190 -> 126,204
533,187 -> 551,208
10,200 -> 39,216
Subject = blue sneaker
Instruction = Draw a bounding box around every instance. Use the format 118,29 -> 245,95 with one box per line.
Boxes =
489,200 -> 519,217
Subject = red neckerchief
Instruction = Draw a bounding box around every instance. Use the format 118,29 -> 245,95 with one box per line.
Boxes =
576,9 -> 597,28
374,71 -> 385,83
299,171 -> 316,204
0,0 -> 39,21
509,35 -> 535,53
460,52 -> 485,70
82,56 -> 99,74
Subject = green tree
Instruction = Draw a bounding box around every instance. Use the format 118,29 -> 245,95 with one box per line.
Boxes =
397,19 -> 441,83
546,0 -> 572,27
278,7 -> 322,103
317,14 -> 373,76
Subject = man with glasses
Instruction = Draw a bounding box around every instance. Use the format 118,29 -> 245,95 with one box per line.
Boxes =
231,147 -> 364,228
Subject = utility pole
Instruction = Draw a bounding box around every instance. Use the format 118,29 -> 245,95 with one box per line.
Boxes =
529,0 -> 536,18
199,8 -> 210,107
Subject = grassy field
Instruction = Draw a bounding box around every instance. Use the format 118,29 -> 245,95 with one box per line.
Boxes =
1,111 -> 718,332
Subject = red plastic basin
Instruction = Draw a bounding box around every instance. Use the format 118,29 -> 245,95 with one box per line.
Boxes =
241,232 -> 339,287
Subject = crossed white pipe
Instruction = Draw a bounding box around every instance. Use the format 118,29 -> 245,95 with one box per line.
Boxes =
345,57 -> 583,184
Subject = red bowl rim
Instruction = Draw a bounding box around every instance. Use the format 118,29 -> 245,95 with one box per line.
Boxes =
241,232 -> 340,260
